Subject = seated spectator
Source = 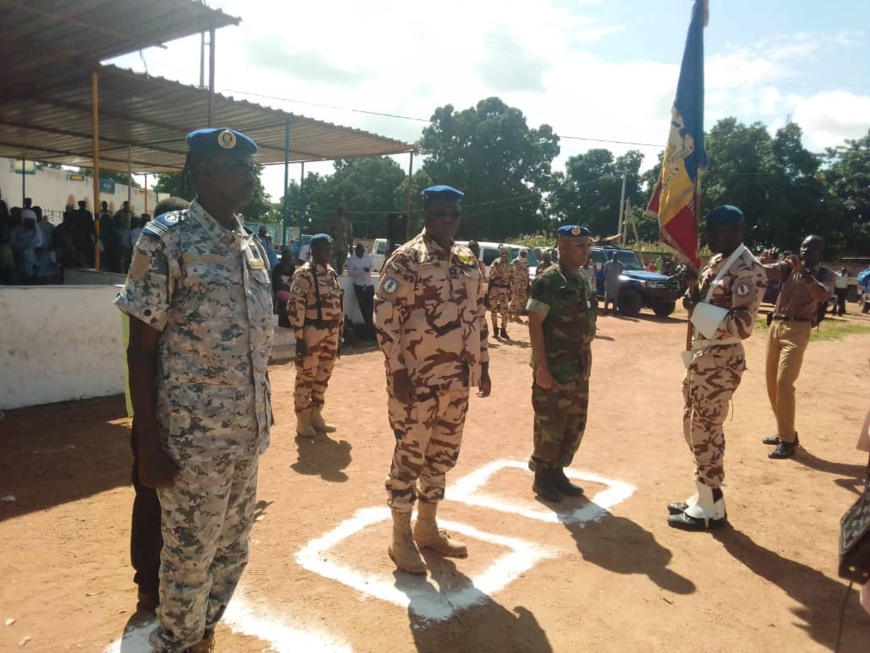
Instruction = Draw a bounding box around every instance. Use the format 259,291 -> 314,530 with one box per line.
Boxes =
34,207 -> 57,283
272,247 -> 296,328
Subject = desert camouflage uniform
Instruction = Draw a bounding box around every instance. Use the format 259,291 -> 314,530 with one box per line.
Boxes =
526,264 -> 597,470
375,231 -> 489,512
510,256 -> 530,320
327,215 -> 353,274
684,247 -> 766,487
286,260 -> 343,415
489,257 -> 513,328
115,200 -> 273,653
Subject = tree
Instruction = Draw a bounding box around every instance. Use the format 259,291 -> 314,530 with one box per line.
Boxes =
549,149 -> 646,238
418,97 -> 560,240
825,128 -> 870,256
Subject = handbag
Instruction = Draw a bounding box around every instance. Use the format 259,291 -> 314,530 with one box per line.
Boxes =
838,451 -> 870,583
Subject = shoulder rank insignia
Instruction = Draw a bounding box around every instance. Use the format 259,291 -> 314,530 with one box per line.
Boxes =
457,254 -> 477,268
142,210 -> 188,239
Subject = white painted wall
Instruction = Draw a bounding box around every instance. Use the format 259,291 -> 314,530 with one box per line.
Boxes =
0,158 -> 159,222
0,285 -> 125,410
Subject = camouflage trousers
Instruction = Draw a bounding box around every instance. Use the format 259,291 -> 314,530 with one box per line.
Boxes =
385,385 -> 470,513
294,325 -> 340,414
683,344 -> 746,488
489,286 -> 511,326
529,375 -> 589,470
151,455 -> 259,652
510,286 -> 528,318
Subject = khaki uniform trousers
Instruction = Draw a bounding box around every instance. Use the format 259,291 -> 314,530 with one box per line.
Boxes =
765,320 -> 811,443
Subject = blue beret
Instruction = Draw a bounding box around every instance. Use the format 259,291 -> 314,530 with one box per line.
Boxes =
185,128 -> 258,155
705,205 -> 744,226
557,225 -> 591,237
421,185 -> 464,206
310,233 -> 334,247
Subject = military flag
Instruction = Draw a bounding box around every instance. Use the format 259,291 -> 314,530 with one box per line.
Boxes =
646,0 -> 708,269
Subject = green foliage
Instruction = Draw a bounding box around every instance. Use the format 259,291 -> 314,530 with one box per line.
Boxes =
77,167 -> 140,188
419,97 -> 560,240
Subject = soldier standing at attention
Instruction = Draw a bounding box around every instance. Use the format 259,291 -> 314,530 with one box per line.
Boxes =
667,205 -> 766,531
489,245 -> 513,338
327,205 -> 353,275
510,249 -> 530,322
375,184 -> 492,575
526,225 -> 597,502
287,233 -> 343,438
115,128 -> 273,652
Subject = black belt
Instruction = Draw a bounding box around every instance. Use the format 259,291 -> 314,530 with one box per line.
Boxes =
304,318 -> 340,328
772,315 -> 810,323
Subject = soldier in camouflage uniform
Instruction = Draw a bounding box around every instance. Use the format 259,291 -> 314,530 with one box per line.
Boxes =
327,206 -> 353,275
526,225 -> 597,502
488,245 -> 513,338
510,249 -> 530,322
375,184 -> 492,575
116,128 -> 273,653
286,233 -> 343,438
667,205 -> 766,531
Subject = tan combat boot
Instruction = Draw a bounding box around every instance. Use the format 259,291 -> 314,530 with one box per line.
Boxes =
295,409 -> 317,438
184,629 -> 214,653
310,406 -> 337,433
413,501 -> 468,558
388,510 -> 427,574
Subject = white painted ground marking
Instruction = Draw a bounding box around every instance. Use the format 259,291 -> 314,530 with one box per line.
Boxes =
447,460 -> 636,524
103,592 -> 352,653
295,506 -> 558,622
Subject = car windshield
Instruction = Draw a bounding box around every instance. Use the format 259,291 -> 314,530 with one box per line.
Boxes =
615,251 -> 643,270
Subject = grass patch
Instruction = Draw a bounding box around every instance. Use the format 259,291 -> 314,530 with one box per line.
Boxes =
755,315 -> 870,341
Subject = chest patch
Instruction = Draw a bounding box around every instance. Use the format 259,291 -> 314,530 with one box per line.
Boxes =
450,267 -> 459,279
736,283 -> 750,297
382,277 -> 399,294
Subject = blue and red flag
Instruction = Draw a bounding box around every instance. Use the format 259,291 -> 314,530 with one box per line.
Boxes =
646,0 -> 708,269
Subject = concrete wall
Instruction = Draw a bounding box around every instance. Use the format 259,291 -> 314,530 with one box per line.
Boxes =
0,285 -> 125,410
0,157 -> 158,222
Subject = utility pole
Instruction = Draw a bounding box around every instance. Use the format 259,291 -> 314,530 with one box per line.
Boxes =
617,172 -> 627,247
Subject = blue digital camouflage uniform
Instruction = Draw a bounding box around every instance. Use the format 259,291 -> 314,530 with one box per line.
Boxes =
526,263 -> 597,470
115,200 -> 273,652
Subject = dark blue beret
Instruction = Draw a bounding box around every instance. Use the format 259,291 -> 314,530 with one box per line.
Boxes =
310,233 -> 334,247
705,205 -> 744,226
557,225 -> 591,237
185,128 -> 258,155
421,185 -> 464,206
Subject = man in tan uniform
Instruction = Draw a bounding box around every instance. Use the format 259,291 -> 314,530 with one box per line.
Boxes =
489,245 -> 513,338
287,233 -> 344,438
510,249 -> 530,322
375,184 -> 492,575
668,205 -> 766,531
759,236 -> 835,459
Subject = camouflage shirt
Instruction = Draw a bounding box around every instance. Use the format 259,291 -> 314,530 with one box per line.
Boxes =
527,263 -> 597,382
489,258 -> 513,288
114,200 -> 274,461
286,261 -> 343,335
696,246 -> 767,341
511,256 -> 529,286
375,231 -> 489,389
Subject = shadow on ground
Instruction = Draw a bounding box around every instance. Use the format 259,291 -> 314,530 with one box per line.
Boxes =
0,395 -> 131,522
291,433 -> 352,482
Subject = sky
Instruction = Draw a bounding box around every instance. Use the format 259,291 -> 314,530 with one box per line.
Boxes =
109,0 -> 870,201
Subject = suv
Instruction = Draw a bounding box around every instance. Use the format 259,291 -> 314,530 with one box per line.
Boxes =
589,247 -> 682,317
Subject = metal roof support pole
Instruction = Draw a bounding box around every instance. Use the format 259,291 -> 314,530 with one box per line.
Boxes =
92,71 -> 101,271
404,150 -> 414,240
21,157 -> 25,205
299,161 -> 305,240
144,174 -> 149,214
281,117 -> 290,244
127,145 -> 133,206
207,23 -> 216,127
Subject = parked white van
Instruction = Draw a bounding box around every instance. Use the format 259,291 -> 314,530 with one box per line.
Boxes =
456,241 -> 538,282
371,238 -> 389,271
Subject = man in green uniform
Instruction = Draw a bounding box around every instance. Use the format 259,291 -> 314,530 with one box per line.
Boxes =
526,225 -> 597,502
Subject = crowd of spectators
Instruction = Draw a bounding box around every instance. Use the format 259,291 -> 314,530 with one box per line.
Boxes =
0,191 -> 151,284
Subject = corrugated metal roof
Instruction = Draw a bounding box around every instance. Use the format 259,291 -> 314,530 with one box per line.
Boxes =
0,65 -> 415,172
0,0 -> 240,99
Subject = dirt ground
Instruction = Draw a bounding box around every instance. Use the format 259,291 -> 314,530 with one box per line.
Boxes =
1,305 -> 869,653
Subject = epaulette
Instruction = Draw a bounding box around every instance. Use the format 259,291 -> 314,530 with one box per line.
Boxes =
142,210 -> 188,239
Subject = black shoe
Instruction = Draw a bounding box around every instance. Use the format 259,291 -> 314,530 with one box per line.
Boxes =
769,442 -> 797,459
532,469 -> 562,503
667,501 -> 689,514
762,433 -> 799,446
552,468 -> 584,496
667,511 -> 727,531
500,327 -> 508,339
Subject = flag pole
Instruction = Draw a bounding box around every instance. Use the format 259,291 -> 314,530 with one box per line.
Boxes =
685,169 -> 703,352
